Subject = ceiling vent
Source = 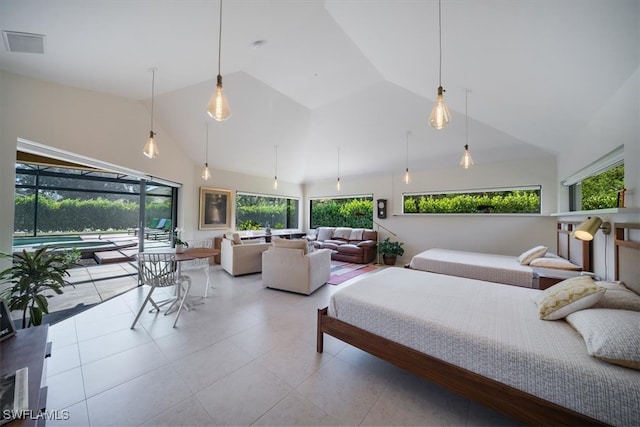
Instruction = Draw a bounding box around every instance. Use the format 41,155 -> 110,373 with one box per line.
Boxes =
2,31 -> 45,54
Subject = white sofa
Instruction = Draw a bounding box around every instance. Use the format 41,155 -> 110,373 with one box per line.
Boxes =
221,233 -> 271,276
262,238 -> 332,295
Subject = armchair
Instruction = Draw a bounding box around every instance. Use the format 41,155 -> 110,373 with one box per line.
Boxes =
220,233 -> 271,276
262,238 -> 331,295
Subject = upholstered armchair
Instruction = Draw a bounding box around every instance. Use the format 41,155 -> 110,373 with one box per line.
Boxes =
262,238 -> 332,295
220,233 -> 271,276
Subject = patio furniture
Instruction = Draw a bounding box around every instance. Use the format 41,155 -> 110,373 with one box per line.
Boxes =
130,252 -> 192,329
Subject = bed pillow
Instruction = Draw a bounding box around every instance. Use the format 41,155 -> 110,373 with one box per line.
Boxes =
566,308 -> 640,370
517,245 -> 548,265
529,256 -> 581,270
592,281 -> 640,312
536,275 -> 605,320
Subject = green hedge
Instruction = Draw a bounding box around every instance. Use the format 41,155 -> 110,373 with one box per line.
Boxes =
403,190 -> 540,214
14,194 -> 171,234
310,198 -> 373,228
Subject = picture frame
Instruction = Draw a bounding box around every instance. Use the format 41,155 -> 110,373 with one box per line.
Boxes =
0,300 -> 16,342
199,187 -> 232,230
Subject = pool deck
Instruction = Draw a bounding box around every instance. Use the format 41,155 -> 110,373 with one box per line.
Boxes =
7,234 -> 173,324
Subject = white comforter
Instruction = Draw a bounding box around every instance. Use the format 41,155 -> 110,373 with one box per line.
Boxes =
409,248 -> 536,287
329,267 -> 639,426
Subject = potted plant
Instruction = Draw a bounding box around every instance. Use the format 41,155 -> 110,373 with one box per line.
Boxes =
0,247 -> 79,328
377,237 -> 404,265
173,228 -> 189,253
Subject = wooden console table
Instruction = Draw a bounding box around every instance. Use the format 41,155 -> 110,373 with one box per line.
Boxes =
0,324 -> 51,426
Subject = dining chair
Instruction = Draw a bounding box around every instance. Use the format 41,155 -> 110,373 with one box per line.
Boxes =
181,239 -> 213,298
130,252 -> 192,329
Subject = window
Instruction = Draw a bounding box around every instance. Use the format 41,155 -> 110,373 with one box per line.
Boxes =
403,186 -> 541,214
562,146 -> 625,211
235,192 -> 299,230
309,195 -> 373,228
14,162 -> 175,236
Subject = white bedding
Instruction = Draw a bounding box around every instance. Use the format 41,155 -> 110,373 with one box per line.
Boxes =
329,267 -> 640,426
409,248 -> 537,287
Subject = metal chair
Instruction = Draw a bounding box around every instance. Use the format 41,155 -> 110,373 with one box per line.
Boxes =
130,252 -> 192,329
181,239 -> 213,298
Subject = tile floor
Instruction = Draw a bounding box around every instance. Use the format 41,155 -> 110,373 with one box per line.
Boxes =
44,263 -> 520,427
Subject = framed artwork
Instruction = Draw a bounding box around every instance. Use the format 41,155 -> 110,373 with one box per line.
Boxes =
199,187 -> 231,230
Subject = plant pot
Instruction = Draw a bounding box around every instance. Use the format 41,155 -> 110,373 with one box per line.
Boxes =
382,255 -> 397,265
175,244 -> 185,253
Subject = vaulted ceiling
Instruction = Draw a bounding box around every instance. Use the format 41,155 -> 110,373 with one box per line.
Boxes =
1,0 -> 638,183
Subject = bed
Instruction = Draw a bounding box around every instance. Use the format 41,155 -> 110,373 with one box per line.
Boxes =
408,221 -> 591,288
317,223 -> 640,426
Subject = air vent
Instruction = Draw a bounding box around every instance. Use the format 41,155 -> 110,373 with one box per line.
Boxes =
2,31 -> 45,54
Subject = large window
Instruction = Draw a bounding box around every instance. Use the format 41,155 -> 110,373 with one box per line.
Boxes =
563,147 -> 625,211
403,186 -> 541,214
14,162 -> 175,236
235,192 -> 299,230
310,195 -> 373,228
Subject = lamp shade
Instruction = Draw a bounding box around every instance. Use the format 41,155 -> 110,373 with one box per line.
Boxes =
573,216 -> 602,241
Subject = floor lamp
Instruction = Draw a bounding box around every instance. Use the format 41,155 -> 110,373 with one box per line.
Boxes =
372,220 -> 396,266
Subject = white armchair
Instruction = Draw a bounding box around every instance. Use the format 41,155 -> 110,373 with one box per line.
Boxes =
262,238 -> 331,295
220,233 -> 271,276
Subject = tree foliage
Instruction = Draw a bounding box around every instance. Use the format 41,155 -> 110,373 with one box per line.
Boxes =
580,163 -> 624,210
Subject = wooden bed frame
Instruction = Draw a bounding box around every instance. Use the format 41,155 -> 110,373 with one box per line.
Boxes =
556,221 -> 591,271
316,223 -> 639,426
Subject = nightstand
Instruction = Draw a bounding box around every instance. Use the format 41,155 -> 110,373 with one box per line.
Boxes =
533,268 -> 588,290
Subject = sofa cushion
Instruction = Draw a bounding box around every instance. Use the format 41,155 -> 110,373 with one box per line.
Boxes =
336,244 -> 362,255
362,230 -> 377,241
272,237 -> 308,254
319,242 -> 339,251
325,239 -> 348,245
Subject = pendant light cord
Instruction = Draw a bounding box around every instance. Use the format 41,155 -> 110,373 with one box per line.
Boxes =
218,0 -> 223,76
438,0 -> 442,87
205,123 -> 209,162
150,68 -> 155,132
465,89 -> 469,146
406,130 -> 411,170
275,145 -> 278,178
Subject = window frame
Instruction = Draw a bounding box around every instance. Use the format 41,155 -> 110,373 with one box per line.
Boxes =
235,191 -> 300,231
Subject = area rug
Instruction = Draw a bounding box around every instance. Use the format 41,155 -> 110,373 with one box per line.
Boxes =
328,261 -> 378,285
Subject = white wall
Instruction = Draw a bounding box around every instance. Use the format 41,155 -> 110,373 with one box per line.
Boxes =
304,155 -> 559,266
0,71 -> 196,258
188,168 -> 304,243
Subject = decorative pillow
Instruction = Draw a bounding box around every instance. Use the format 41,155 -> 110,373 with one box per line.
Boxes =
529,256 -> 581,270
592,281 -> 640,312
225,232 -> 242,245
566,309 -> 640,370
316,227 -> 334,242
332,227 -> 352,240
273,237 -> 308,254
349,228 -> 364,241
536,276 -> 605,320
517,246 -> 548,265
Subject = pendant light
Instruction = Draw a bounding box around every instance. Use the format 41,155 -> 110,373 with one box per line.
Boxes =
429,0 -> 451,130
273,145 -> 278,190
460,89 -> 474,169
404,130 -> 412,184
202,123 -> 211,180
336,148 -> 341,191
206,0 -> 231,121
143,68 -> 159,158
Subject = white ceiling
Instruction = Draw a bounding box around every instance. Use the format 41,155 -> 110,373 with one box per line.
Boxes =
1,0 -> 638,183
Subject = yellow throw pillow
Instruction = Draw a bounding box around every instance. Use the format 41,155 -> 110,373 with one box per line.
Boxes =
536,276 -> 605,320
